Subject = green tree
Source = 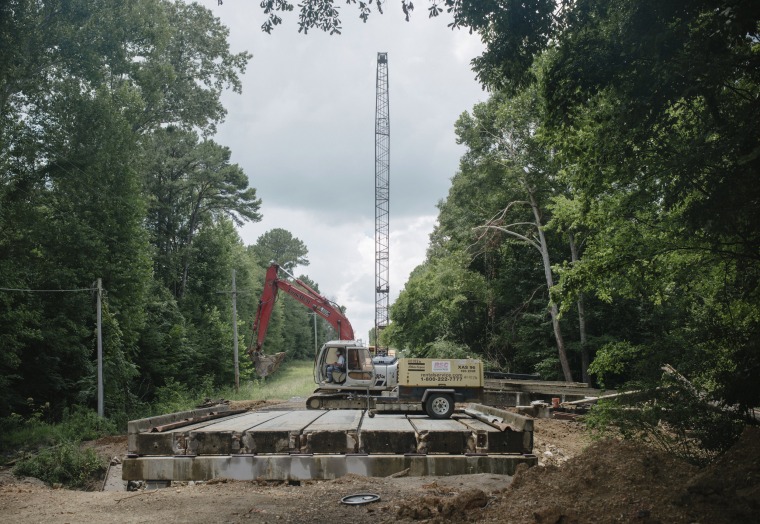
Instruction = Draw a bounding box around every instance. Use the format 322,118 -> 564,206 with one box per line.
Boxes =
2,77 -> 152,417
143,127 -> 262,299
452,85 -> 578,380
130,0 -> 251,134
533,1 -> 760,412
0,0 -> 255,417
387,253 -> 487,354
250,228 -> 310,272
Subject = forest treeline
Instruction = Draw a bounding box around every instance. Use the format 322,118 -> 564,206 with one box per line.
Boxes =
0,0 -> 335,423
2,0 -> 758,457
378,0 -> 759,454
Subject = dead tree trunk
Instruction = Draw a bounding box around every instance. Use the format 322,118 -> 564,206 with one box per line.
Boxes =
527,187 -> 573,382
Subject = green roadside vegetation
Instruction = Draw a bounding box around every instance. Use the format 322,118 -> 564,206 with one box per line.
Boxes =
146,359 -> 317,415
219,360 -> 316,403
1,359 -> 315,488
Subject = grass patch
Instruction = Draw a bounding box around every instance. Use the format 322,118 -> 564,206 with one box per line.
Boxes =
219,359 -> 316,402
131,359 -> 317,418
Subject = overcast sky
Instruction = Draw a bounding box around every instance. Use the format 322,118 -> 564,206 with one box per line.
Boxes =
207,1 -> 486,342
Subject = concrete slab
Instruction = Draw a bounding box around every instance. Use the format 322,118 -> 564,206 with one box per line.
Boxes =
127,405 -> 231,435
241,410 -> 327,453
188,411 -> 289,455
464,404 -> 535,432
130,413 -> 253,456
124,406 -> 536,482
357,414 -> 417,454
456,417 -> 532,454
102,462 -> 126,491
407,416 -> 472,454
300,410 -> 364,454
122,453 -> 538,482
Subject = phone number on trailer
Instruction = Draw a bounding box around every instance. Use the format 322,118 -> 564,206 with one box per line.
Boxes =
418,373 -> 463,382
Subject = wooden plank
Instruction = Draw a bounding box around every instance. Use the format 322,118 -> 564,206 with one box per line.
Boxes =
358,414 -> 417,454
485,379 -> 603,397
301,410 -> 364,454
486,379 -> 591,388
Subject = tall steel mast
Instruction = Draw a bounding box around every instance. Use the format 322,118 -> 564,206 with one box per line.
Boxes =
374,52 -> 390,351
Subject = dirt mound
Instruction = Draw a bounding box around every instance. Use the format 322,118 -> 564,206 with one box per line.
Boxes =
397,488 -> 488,521
683,426 -> 760,522
393,439 -> 696,523
395,426 -> 760,523
487,439 -> 698,523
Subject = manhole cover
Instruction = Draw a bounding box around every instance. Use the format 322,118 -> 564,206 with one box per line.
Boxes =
340,493 -> 381,505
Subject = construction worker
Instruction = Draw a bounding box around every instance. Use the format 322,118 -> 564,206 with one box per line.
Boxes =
325,348 -> 345,383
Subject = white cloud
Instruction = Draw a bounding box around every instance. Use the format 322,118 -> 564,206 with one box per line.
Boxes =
237,206 -> 434,342
208,2 -> 484,344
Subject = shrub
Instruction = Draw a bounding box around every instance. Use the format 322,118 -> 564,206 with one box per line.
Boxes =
0,413 -> 55,454
417,339 -> 473,359
57,406 -> 117,442
13,442 -> 105,489
151,378 -> 195,414
586,377 -> 745,466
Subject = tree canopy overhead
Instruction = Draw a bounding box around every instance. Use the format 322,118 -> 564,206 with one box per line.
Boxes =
248,0 -> 567,90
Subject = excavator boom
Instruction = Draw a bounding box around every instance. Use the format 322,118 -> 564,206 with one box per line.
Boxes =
248,264 -> 355,377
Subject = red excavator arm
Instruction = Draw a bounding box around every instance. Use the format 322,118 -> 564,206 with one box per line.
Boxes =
248,264 -> 355,360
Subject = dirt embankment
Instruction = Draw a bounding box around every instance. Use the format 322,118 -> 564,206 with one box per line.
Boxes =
1,417 -> 757,523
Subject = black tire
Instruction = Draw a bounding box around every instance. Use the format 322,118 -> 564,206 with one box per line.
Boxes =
424,393 -> 454,419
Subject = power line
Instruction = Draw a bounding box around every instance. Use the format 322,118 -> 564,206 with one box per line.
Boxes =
0,280 -> 106,417
0,287 -> 97,292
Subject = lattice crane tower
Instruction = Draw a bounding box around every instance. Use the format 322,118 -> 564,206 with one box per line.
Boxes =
374,52 -> 390,349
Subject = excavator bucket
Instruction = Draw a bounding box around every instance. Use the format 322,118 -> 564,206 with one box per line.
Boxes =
252,351 -> 287,378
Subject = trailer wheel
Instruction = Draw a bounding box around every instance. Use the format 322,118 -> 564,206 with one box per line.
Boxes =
424,393 -> 454,419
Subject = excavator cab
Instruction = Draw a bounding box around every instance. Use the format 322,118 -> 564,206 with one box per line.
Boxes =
314,341 -> 374,388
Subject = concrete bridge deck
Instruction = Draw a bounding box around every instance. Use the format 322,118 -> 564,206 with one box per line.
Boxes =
123,404 -> 537,482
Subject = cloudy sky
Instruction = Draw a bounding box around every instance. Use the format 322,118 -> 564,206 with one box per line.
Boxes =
207,1 -> 486,342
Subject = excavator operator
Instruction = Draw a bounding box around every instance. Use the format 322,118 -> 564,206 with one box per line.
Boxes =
325,349 -> 345,383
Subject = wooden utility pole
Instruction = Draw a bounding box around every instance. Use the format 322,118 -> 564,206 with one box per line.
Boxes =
232,270 -> 239,392
96,278 -> 104,417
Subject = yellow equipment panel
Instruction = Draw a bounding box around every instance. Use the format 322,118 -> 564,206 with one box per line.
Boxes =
398,359 -> 483,388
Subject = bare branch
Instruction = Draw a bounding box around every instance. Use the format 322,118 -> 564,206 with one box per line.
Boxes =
474,224 -> 541,252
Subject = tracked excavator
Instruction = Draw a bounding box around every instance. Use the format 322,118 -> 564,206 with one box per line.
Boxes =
249,263 -> 483,418
246,263 -> 353,377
